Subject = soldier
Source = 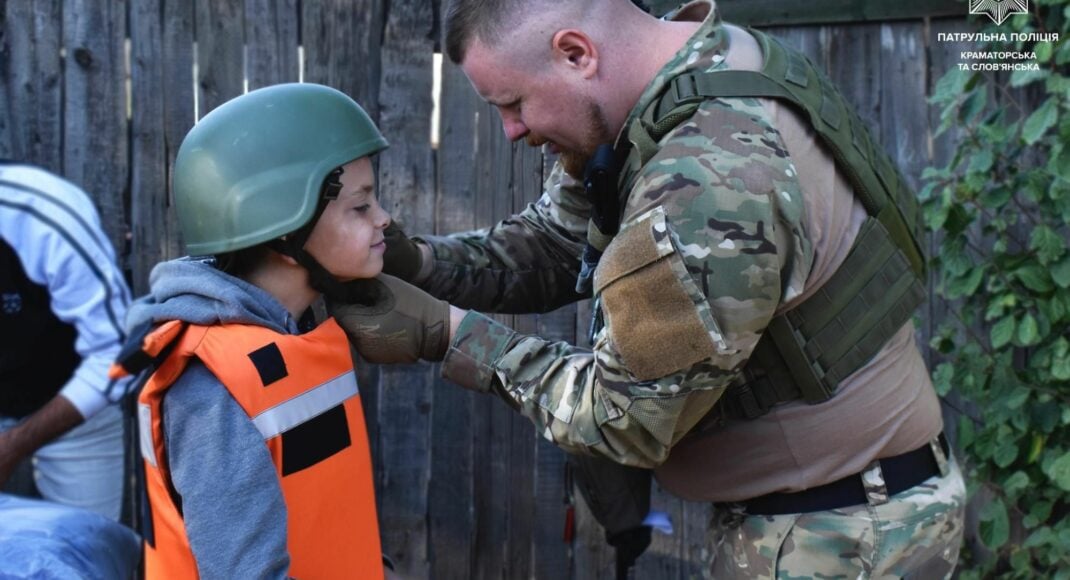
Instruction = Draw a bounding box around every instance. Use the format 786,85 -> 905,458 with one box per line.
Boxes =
333,0 -> 966,577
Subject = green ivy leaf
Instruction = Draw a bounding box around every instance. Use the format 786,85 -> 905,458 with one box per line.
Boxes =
1010,67 -> 1047,88
1043,295 -> 1068,324
1004,471 -> 1031,494
946,266 -> 985,299
994,440 -> 1019,467
1022,98 -> 1059,145
991,315 -> 1016,349
1016,312 -> 1041,346
958,415 -> 976,449
980,497 -> 1010,549
1053,356 -> 1070,381
1031,226 -> 1066,265
1006,386 -> 1030,409
1024,526 -> 1054,548
1028,433 -> 1046,463
1045,451 -> 1070,492
1052,256 -> 1070,289
960,90 -> 988,124
1017,264 -> 1055,293
1035,42 -> 1052,63
1029,498 -> 1053,523
967,149 -> 994,175
979,186 -> 1012,208
931,68 -> 971,105
933,363 -> 954,396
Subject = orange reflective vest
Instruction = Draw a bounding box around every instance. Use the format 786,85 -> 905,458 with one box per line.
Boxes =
130,318 -> 383,579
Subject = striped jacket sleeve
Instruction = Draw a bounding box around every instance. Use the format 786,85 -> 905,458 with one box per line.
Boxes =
0,165 -> 133,418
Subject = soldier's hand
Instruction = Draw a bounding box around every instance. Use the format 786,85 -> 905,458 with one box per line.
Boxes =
330,274 -> 452,364
381,222 -> 426,282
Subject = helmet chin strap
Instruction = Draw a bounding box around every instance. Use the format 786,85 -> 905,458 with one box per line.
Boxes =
267,167 -> 380,306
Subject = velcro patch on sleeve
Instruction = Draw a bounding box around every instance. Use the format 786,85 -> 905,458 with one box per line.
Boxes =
594,208 -> 720,381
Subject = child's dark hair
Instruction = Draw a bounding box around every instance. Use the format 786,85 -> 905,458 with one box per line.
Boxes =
214,244 -> 270,278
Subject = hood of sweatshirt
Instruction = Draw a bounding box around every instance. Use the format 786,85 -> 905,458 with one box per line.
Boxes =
125,257 -> 299,335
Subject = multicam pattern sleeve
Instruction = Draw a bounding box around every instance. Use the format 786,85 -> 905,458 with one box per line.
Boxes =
441,96 -> 811,467
415,164 -> 592,314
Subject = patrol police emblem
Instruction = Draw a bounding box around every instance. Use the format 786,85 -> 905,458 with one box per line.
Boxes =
2,292 -> 22,315
969,0 -> 1028,25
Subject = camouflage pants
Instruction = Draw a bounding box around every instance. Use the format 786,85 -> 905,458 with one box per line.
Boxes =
707,456 -> 965,579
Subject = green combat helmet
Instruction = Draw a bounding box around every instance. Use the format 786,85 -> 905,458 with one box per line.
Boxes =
173,83 -> 388,255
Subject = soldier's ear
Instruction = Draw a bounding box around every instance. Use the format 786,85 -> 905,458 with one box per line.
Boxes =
551,29 -> 599,79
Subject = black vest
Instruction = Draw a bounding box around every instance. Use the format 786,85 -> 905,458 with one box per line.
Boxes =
0,237 -> 80,417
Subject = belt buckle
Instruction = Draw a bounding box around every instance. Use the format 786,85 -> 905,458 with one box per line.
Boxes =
860,460 -> 889,507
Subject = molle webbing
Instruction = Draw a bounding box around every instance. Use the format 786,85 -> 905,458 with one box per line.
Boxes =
622,29 -> 927,419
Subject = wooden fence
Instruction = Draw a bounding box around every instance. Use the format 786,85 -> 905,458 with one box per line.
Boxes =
0,0 -> 982,577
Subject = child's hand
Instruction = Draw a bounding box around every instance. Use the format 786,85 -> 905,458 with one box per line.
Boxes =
330,275 -> 452,364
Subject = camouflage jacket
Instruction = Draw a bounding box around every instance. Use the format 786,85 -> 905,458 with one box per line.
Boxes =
428,1 -> 812,468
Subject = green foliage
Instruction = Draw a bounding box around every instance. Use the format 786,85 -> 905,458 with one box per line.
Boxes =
926,3 -> 1070,576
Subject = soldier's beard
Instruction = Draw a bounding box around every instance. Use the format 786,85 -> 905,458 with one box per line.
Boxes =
526,101 -> 613,180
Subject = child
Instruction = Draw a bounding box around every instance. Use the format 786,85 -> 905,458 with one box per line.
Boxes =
113,83 -> 439,579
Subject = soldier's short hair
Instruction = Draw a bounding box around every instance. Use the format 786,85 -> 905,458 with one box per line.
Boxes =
445,0 -> 609,64
444,0 -> 523,64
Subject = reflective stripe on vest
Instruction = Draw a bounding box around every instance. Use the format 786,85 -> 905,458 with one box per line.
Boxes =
251,370 -> 358,439
136,319 -> 383,580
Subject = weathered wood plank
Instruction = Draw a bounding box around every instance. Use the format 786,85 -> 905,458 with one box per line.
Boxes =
161,0 -> 196,261
533,304 -> 577,579
826,23 -> 883,143
683,499 -> 714,577
375,0 -> 436,576
244,0 -> 298,90
879,22 -> 928,187
765,25 -> 825,68
0,0 -> 62,174
504,126 -> 546,578
428,57 -> 478,580
468,94 -> 515,580
62,0 -> 128,253
129,0 -> 167,294
301,0 -> 384,121
195,0 -> 243,116
507,374 -> 536,580
473,397 -> 512,579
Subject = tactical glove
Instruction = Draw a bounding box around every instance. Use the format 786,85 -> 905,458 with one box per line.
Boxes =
330,274 -> 451,364
380,222 -> 425,282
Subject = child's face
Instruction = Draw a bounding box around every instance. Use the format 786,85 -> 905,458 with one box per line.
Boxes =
304,156 -> 391,281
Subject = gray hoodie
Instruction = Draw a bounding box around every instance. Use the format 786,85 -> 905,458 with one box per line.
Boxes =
127,257 -> 301,579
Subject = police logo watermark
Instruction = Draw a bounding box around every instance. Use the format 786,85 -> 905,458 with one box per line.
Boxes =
969,0 -> 1028,26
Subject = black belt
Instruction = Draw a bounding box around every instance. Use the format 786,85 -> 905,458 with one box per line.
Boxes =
743,433 -> 949,516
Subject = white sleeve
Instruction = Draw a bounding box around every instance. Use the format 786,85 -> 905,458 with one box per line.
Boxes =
0,166 -> 133,418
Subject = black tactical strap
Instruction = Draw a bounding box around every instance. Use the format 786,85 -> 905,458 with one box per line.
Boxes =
721,218 -> 926,419
619,29 -> 928,420
646,30 -> 925,277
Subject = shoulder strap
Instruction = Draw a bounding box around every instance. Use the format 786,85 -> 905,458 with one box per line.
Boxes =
110,320 -> 189,380
645,29 -> 925,277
